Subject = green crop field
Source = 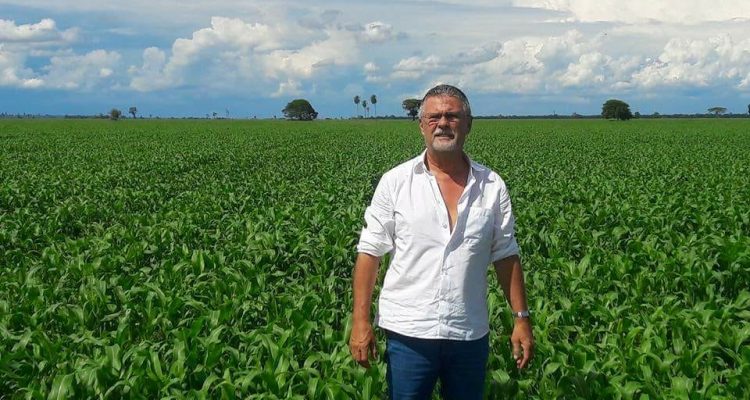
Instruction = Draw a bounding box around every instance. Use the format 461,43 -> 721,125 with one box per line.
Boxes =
1,118 -> 749,399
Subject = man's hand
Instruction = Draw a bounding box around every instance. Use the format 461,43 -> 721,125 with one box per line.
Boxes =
350,253 -> 381,368
349,320 -> 378,368
493,255 -> 534,369
510,318 -> 534,369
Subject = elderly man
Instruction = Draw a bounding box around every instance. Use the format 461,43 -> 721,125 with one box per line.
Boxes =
349,84 -> 534,399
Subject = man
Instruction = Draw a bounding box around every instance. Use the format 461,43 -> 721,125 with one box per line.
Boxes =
349,84 -> 534,399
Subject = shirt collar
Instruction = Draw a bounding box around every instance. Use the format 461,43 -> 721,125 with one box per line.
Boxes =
412,149 -> 486,174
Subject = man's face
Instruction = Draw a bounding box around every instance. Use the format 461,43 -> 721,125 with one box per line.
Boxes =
419,95 -> 472,154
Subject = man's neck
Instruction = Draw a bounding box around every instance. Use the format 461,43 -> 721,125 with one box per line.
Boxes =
425,150 -> 469,177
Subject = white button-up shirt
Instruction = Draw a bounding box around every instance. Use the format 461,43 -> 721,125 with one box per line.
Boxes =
357,151 -> 520,340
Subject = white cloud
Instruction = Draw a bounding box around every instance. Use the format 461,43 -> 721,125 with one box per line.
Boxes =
416,37 -> 549,93
164,16 -> 284,75
0,18 -> 77,43
385,28 -> 750,97
558,52 -> 608,86
391,55 -> 441,79
739,73 -> 750,89
272,79 -> 303,97
298,9 -> 342,29
263,29 -> 358,79
0,45 -> 43,88
0,47 -> 120,90
363,62 -> 379,73
127,16 -> 361,93
364,61 -> 386,83
0,18 -> 116,90
514,0 -> 750,23
632,35 -> 750,89
129,47 -> 168,91
41,50 -> 121,90
359,21 -> 396,43
127,16 -> 287,91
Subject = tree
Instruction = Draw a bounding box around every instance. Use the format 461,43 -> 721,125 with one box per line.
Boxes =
402,98 -> 421,121
129,106 -> 137,119
707,107 -> 727,116
601,99 -> 633,121
362,100 -> 368,118
282,99 -> 318,121
353,95 -> 360,117
109,108 -> 122,121
370,94 -> 377,117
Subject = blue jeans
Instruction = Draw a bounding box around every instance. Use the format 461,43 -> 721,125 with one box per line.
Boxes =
384,330 -> 489,400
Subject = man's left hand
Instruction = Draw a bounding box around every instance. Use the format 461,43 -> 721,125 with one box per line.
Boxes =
510,319 -> 534,369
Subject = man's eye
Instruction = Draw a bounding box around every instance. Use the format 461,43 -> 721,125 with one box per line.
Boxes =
425,114 -> 460,124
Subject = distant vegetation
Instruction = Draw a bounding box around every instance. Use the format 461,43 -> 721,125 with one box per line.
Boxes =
402,98 -> 421,120
601,99 -> 633,121
2,99 -> 750,120
282,99 -> 318,121
109,108 -> 122,121
707,107 -> 727,116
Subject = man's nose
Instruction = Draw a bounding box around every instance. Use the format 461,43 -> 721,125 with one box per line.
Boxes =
437,114 -> 450,128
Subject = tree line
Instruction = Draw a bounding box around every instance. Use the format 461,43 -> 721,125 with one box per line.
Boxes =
101,99 -> 750,122
353,95 -> 377,118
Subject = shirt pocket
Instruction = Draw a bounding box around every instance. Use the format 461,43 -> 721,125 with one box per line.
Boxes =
456,207 -> 494,285
463,207 -> 494,247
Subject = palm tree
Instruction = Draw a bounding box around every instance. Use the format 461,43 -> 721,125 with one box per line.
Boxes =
362,100 -> 368,118
370,95 -> 377,118
353,95 -> 360,118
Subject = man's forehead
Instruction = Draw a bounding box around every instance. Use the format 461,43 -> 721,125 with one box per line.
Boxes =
422,95 -> 463,112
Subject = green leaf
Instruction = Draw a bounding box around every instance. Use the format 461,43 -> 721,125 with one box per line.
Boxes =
47,374 -> 74,400
544,362 -> 561,376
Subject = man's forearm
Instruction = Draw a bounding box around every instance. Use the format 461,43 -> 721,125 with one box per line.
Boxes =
352,253 -> 381,322
493,255 -> 529,313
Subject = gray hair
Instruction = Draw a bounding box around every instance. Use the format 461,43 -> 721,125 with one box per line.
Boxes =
418,84 -> 472,118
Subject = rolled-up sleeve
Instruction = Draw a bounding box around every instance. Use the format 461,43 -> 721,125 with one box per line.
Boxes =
357,174 -> 395,257
491,182 -> 520,262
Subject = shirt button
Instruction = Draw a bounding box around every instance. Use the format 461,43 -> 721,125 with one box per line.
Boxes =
442,223 -> 447,228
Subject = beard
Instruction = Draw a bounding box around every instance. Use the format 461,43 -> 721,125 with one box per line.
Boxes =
430,127 -> 460,152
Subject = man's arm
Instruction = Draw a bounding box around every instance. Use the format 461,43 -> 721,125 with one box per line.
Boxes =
493,254 -> 534,369
349,252 -> 380,368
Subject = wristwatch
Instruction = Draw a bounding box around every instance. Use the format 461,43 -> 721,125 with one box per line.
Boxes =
512,310 -> 530,319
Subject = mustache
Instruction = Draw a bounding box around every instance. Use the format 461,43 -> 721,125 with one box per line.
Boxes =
434,128 -> 454,137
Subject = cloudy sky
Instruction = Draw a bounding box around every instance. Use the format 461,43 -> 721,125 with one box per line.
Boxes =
2,0 -> 750,117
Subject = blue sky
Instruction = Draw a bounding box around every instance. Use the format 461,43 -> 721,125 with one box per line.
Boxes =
1,0 -> 750,118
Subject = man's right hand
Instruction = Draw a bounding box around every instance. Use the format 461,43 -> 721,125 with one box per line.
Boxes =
349,320 -> 378,368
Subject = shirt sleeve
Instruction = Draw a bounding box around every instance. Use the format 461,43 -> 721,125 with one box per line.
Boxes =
356,173 -> 396,257
491,181 -> 520,262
